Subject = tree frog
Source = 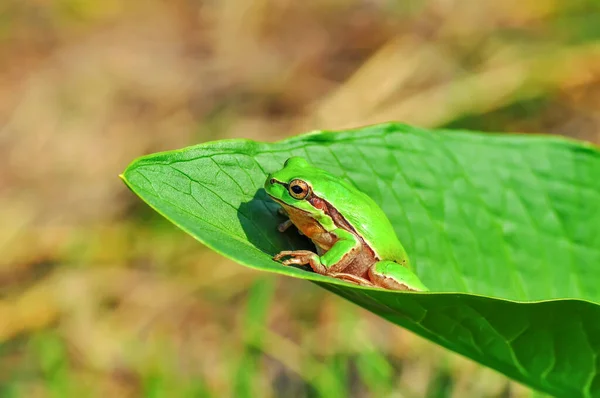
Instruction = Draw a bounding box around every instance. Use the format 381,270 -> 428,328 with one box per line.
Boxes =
264,156 -> 428,291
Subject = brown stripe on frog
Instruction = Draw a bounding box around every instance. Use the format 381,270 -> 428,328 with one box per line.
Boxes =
308,194 -> 380,272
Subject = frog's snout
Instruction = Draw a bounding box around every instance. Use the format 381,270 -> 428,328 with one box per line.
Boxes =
265,174 -> 275,189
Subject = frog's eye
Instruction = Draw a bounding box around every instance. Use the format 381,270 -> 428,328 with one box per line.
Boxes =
288,179 -> 310,199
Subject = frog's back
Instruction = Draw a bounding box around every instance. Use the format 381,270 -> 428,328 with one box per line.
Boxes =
336,190 -> 410,265
310,173 -> 409,266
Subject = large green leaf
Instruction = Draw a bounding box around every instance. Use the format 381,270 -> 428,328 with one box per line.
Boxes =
121,123 -> 600,397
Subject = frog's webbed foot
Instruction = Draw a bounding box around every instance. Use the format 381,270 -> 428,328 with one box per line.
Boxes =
328,272 -> 375,287
368,274 -> 414,291
368,261 -> 427,292
273,250 -> 326,274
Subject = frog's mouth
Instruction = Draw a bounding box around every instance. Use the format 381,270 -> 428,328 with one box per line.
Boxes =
268,196 -> 311,216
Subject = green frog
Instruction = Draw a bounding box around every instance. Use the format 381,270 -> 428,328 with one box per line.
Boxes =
264,157 -> 428,291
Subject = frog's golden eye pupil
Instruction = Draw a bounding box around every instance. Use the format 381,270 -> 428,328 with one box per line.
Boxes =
288,179 -> 309,199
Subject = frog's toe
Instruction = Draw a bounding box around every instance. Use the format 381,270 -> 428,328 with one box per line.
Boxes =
329,273 -> 375,287
273,251 -> 293,261
281,258 -> 306,266
273,250 -> 315,263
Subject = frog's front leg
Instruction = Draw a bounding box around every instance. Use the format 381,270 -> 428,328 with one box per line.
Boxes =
273,228 -> 359,275
276,209 -> 304,235
273,250 -> 327,274
277,219 -> 294,232
368,261 -> 429,292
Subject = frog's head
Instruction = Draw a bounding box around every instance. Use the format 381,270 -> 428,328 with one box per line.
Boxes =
264,156 -> 323,214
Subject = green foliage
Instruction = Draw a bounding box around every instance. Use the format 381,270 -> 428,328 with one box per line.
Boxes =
121,123 -> 600,397
235,277 -> 276,398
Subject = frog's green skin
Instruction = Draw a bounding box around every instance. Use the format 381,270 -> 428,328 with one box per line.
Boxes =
264,157 -> 428,292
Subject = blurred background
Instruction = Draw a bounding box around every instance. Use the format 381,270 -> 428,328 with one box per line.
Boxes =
1,0 -> 599,397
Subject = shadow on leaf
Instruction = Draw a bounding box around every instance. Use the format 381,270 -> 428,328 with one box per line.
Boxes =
237,188 -> 314,261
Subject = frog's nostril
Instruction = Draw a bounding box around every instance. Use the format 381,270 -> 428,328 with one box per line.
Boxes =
270,178 -> 276,185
